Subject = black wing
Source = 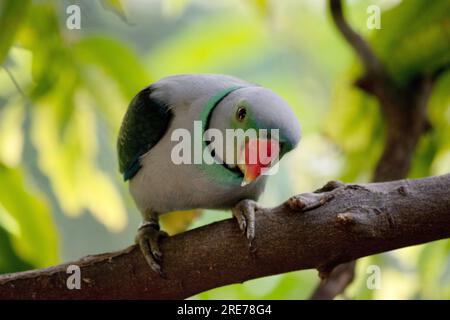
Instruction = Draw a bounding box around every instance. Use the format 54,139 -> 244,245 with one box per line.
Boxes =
117,86 -> 172,181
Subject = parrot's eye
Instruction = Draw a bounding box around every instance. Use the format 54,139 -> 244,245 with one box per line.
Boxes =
236,107 -> 247,122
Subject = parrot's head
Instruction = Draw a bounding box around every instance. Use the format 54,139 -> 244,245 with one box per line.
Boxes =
208,86 -> 301,186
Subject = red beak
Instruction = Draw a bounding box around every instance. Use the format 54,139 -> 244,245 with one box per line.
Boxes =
238,139 -> 280,186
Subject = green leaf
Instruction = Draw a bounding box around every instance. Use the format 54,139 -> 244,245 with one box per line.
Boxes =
0,0 -> 31,65
145,13 -> 268,78
246,0 -> 270,18
325,65 -> 384,181
75,36 -> 150,100
18,2 -> 70,100
0,226 -> 32,273
100,0 -> 128,22
161,0 -> 189,17
371,0 -> 450,85
31,90 -> 128,232
410,70 -> 450,178
417,241 -> 450,298
0,100 -> 24,167
0,165 -> 59,268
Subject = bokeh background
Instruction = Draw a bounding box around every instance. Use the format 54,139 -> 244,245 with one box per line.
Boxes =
0,0 -> 449,299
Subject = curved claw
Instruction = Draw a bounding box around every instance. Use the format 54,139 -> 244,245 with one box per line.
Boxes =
232,199 -> 259,250
135,223 -> 168,277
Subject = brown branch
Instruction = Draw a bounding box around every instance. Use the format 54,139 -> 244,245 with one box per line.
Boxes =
372,74 -> 433,182
1,174 -> 449,300
329,0 -> 384,79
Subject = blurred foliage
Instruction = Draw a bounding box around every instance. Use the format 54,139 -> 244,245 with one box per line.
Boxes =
100,0 -> 128,22
326,0 -> 450,182
0,165 -> 58,269
0,0 -> 30,64
0,0 -> 449,299
371,0 -> 450,86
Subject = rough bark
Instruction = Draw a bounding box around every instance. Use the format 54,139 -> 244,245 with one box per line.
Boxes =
0,174 -> 449,300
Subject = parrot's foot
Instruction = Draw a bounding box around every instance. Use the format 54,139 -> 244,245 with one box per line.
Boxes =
287,180 -> 344,212
135,221 -> 168,277
232,199 -> 259,250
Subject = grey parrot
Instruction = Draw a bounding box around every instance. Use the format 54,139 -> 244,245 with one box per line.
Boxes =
117,74 -> 301,275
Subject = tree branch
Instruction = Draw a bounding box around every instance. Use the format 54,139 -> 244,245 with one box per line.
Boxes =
329,0 -> 384,79
1,174 -> 449,300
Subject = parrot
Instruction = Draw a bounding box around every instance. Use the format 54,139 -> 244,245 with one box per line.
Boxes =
117,74 -> 301,275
